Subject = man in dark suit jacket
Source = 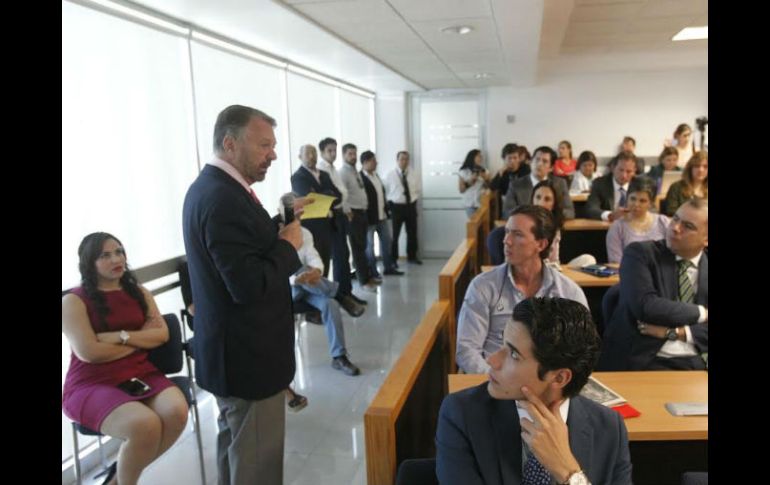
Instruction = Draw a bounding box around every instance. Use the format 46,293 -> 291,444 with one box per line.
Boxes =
585,151 -> 637,221
360,150 -> 402,277
291,144 -> 341,278
599,198 -> 708,371
182,105 -> 304,484
437,297 -> 631,485
503,146 -> 575,219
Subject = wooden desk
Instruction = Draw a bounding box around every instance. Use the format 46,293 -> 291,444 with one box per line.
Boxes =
570,193 -> 588,202
448,371 -> 707,441
481,265 -> 619,288
494,219 -> 506,228
563,218 -> 611,231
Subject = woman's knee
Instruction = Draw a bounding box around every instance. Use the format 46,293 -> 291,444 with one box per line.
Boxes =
126,411 -> 163,445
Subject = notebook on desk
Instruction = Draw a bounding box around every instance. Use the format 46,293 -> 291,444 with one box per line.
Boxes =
658,170 -> 681,198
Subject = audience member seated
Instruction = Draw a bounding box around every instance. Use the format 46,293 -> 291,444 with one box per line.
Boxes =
585,151 -> 637,221
437,297 -> 632,485
281,194 -> 362,376
665,123 -> 695,169
456,206 -> 588,374
606,176 -> 670,264
62,232 -> 188,485
599,199 -> 708,371
503,146 -> 575,220
664,151 -> 708,217
647,146 -> 681,196
569,150 -> 599,195
553,140 -> 577,177
608,135 -> 645,174
458,148 -> 492,219
530,180 -> 565,265
490,143 -> 531,215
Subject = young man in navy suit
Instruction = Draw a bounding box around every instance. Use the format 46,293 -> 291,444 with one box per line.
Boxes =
437,297 -> 631,485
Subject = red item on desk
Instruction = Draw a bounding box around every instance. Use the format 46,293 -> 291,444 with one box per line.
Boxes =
612,403 -> 641,419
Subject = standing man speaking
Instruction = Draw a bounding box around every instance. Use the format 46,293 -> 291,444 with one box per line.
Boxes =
183,105 -> 304,484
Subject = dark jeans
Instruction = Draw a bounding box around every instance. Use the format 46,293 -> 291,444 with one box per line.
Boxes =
391,201 -> 418,261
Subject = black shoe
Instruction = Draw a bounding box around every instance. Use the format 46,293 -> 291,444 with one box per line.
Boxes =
338,295 -> 365,317
305,311 -> 322,325
287,392 -> 308,412
332,355 -> 361,376
99,461 -> 117,485
350,294 -> 368,305
408,259 -> 423,265
384,268 -> 404,275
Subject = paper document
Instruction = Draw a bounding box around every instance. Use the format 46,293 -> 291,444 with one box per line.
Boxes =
299,192 -> 336,220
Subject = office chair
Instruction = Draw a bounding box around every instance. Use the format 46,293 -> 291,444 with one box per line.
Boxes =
69,314 -> 206,485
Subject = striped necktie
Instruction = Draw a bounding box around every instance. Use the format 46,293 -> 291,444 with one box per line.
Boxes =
677,259 -> 695,303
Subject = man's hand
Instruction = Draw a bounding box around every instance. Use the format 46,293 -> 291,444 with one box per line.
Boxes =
295,267 -> 322,286
519,387 -> 582,484
279,220 -> 303,250
608,207 -> 629,222
293,196 -> 314,220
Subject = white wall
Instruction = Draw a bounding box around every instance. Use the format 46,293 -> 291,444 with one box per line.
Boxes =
375,92 -> 408,177
484,67 -> 708,171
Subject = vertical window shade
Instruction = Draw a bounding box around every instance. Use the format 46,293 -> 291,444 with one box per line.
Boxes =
62,1 -> 197,289
340,89 -> 375,155
287,72 -> 338,170
191,41 -> 291,210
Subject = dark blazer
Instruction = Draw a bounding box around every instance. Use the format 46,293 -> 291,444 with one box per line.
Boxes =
436,383 -> 632,485
503,174 -> 575,219
585,174 -> 617,220
599,240 -> 708,371
360,170 -> 390,225
291,165 -> 341,234
182,165 -> 302,400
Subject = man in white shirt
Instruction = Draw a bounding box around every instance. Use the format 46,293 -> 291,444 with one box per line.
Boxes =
383,151 -> 422,264
599,198 -> 708,371
317,137 -> 367,306
280,193 -> 361,376
360,150 -> 403,278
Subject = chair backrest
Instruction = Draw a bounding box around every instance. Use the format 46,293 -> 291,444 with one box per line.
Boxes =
602,284 -> 621,327
486,225 -> 506,265
396,458 -> 438,485
148,314 -> 184,374
178,260 -> 193,309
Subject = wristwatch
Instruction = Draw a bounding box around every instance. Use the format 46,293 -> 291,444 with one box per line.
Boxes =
119,330 -> 130,345
561,470 -> 589,485
665,328 -> 678,341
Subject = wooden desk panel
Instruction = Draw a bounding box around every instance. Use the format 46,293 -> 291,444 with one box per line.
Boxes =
571,193 -> 588,202
448,371 -> 707,441
564,218 -> 611,231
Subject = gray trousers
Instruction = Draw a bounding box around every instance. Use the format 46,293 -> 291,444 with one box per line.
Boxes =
215,390 -> 285,485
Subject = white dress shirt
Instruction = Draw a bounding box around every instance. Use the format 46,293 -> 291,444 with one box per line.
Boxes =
318,159 -> 348,212
384,167 -> 420,204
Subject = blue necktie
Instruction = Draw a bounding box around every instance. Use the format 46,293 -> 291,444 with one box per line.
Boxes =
523,451 -> 552,485
618,187 -> 627,208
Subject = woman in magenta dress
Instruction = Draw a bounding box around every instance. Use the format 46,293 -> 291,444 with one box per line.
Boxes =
62,232 -> 188,485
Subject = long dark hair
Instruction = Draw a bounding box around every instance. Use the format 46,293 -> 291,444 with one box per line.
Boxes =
77,232 -> 148,331
530,180 -> 565,231
460,149 -> 482,171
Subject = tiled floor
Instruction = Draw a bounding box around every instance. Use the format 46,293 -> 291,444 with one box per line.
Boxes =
72,259 -> 443,485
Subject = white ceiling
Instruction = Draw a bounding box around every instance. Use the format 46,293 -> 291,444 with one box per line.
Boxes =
131,0 -> 707,92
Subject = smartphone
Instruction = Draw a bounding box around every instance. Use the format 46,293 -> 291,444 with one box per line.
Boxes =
665,402 -> 708,416
117,377 -> 151,396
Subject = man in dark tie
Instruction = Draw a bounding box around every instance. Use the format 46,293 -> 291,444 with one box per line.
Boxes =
584,151 -> 637,221
599,198 -> 708,371
384,151 -> 422,264
437,297 -> 632,485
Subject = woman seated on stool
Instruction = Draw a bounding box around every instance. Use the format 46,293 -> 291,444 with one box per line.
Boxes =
62,232 -> 188,485
606,176 -> 670,264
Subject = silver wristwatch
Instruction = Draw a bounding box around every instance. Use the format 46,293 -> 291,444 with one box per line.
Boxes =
119,330 -> 130,345
562,470 -> 590,485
